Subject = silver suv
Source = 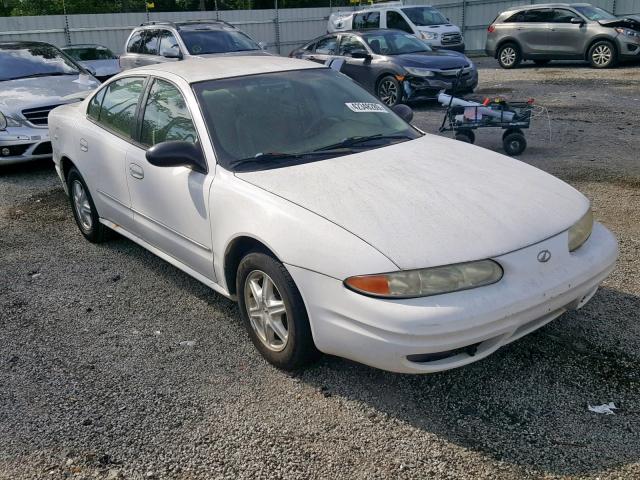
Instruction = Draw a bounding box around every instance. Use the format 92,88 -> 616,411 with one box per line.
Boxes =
486,3 -> 640,69
119,20 -> 269,70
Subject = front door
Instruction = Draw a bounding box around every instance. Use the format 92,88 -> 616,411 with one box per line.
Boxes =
126,77 -> 215,279
546,9 -> 588,57
338,34 -> 376,92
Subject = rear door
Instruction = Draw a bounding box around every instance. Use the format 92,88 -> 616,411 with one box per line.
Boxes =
81,76 -> 147,231
518,9 -> 555,55
125,77 -> 215,279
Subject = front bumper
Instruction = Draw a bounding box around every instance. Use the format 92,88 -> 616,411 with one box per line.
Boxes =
404,69 -> 479,100
287,222 -> 618,374
615,34 -> 640,59
0,125 -> 52,166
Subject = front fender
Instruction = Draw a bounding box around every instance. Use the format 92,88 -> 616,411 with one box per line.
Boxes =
210,168 -> 397,291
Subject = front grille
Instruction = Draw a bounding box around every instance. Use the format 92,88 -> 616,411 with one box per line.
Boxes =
32,141 -> 53,155
21,104 -> 64,126
0,144 -> 32,157
441,33 -> 462,45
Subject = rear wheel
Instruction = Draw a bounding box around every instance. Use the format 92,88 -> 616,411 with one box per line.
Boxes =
502,130 -> 527,156
588,40 -> 617,68
237,252 -> 319,370
66,167 -> 108,243
376,75 -> 402,107
497,43 -> 521,69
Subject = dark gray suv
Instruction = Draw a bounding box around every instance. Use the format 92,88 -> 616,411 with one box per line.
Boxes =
486,3 -> 640,68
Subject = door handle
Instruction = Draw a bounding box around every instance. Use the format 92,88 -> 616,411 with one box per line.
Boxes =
79,138 -> 88,152
129,163 -> 144,180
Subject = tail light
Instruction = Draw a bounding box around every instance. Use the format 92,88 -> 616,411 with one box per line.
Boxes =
487,24 -> 496,33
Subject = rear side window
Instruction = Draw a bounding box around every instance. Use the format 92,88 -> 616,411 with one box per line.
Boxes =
140,79 -> 197,147
98,77 -> 145,137
87,88 -> 106,120
314,36 -> 338,55
140,30 -> 159,55
387,11 -> 413,33
127,31 -> 144,53
520,9 -> 555,22
353,11 -> 380,29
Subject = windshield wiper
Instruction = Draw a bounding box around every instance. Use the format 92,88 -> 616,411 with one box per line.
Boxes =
230,149 -> 354,169
2,72 -> 77,81
313,134 -> 414,152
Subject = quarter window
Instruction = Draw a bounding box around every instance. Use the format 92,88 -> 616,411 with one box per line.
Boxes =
386,11 -> 413,33
87,87 -> 106,120
140,79 -> 197,148
98,77 -> 145,137
353,11 -> 380,29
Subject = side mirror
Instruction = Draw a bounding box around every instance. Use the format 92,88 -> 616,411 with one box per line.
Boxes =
258,41 -> 267,50
351,49 -> 371,59
163,45 -> 182,59
570,17 -> 585,24
392,104 -> 413,123
146,141 -> 207,173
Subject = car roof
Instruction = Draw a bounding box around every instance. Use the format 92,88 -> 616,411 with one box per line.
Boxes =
62,44 -> 111,49
502,2 -> 591,12
133,56 -> 323,84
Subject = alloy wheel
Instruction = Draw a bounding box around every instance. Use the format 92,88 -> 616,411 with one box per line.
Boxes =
378,79 -> 398,106
500,47 -> 516,67
72,180 -> 93,232
244,270 -> 289,352
592,45 -> 612,66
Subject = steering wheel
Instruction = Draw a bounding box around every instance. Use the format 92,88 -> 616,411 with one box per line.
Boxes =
304,116 -> 341,137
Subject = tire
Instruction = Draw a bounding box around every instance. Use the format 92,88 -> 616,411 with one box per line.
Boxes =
455,130 -> 475,144
503,131 -> 527,156
376,75 -> 402,107
497,43 -> 521,69
534,59 -> 550,66
66,167 -> 108,243
237,251 -> 319,370
588,40 -> 617,68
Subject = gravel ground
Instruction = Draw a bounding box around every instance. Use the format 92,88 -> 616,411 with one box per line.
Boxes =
1,57 -> 639,480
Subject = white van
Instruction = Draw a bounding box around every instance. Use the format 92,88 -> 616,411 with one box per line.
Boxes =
328,2 -> 465,52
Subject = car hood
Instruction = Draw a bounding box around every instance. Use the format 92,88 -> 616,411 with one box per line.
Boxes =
236,135 -> 588,270
0,74 -> 100,113
79,59 -> 121,77
394,50 -> 470,69
599,16 -> 640,29
416,24 -> 460,34
195,50 -> 272,59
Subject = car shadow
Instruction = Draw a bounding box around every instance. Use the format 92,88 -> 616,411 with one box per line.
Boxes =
294,286 -> 640,477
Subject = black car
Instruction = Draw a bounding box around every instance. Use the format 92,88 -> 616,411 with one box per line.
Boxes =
290,29 -> 478,106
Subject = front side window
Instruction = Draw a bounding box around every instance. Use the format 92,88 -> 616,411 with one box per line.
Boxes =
193,68 -> 420,171
179,29 -> 260,55
158,30 -> 180,57
98,77 -> 145,137
0,44 -> 80,82
573,5 -> 615,20
363,31 -> 430,55
386,11 -> 413,33
140,79 -> 197,147
353,11 -> 380,29
339,35 -> 368,56
401,7 -> 448,26
550,9 -> 576,23
314,36 -> 338,55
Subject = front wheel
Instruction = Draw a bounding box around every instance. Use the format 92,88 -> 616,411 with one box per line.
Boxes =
503,131 -> 527,156
237,252 -> 319,370
377,75 -> 402,107
588,41 -> 617,68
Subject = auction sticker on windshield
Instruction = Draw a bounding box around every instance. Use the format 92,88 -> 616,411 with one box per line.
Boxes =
345,102 -> 388,113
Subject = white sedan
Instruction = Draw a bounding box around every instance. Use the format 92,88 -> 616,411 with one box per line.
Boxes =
49,57 -> 618,374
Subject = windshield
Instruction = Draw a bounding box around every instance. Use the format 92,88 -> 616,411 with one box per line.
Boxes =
573,6 -> 616,21
362,31 -> 431,55
402,7 -> 448,26
180,29 -> 260,55
0,44 -> 80,81
193,68 -> 420,171
63,46 -> 117,61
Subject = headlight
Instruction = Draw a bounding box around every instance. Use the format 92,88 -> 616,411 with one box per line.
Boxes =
568,207 -> 593,252
344,260 -> 503,299
0,112 -> 22,130
615,27 -> 640,37
404,67 -> 436,77
421,32 -> 438,41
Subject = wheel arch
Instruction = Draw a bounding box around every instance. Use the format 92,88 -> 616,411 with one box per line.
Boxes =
495,38 -> 522,58
584,36 -> 618,61
60,155 -> 76,181
223,235 -> 281,297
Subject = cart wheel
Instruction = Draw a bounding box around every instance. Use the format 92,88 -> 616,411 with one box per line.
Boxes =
503,132 -> 527,156
455,130 -> 475,144
502,128 -> 523,140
